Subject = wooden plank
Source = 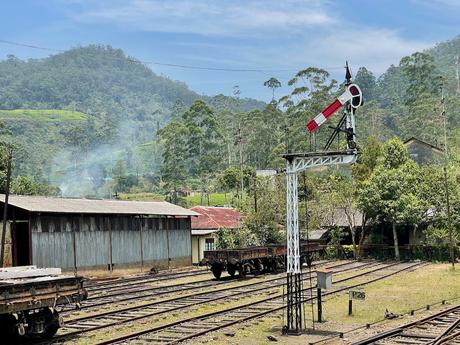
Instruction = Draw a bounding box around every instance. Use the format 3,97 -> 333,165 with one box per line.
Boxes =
0,266 -> 36,272
0,267 -> 61,280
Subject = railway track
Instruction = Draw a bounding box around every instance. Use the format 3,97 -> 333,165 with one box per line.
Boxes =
33,261 -> 422,345
64,260 -> 333,313
352,304 -> 460,345
84,267 -> 211,293
89,261 -> 423,345
27,260 -> 369,344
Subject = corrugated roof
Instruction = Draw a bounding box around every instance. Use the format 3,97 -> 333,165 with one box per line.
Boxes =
323,208 -> 363,227
404,137 -> 444,153
308,229 -> 330,240
0,194 -> 199,216
191,229 -> 217,236
191,206 -> 242,230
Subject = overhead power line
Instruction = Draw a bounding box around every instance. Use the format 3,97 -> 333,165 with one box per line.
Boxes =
0,38 -> 344,74
0,38 -> 297,73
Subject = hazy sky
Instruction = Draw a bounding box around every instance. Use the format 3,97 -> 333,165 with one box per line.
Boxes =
1,0 -> 460,101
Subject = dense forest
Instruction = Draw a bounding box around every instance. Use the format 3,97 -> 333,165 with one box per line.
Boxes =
0,37 -> 459,254
0,45 -> 264,195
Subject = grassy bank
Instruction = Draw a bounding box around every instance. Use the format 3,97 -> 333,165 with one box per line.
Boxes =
0,108 -> 88,121
202,263 -> 459,345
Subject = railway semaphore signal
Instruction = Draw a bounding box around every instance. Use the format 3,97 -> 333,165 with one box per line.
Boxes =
305,83 -> 362,133
283,62 -> 363,334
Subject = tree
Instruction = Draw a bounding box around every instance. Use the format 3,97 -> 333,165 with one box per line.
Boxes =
240,176 -> 286,245
181,100 -> 223,178
399,52 -> 438,105
263,77 -> 282,102
336,177 -> 360,258
353,136 -> 382,256
158,120 -> 188,202
279,67 -> 337,152
354,67 -> 376,101
358,138 -> 421,259
11,176 -> 60,196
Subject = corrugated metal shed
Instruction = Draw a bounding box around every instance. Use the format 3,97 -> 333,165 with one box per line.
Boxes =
191,206 -> 242,230
0,194 -> 199,216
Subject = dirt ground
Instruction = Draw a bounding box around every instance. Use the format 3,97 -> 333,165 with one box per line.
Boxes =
189,263 -> 459,345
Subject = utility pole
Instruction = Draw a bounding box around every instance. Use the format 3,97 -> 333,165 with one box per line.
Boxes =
235,126 -> 244,202
455,55 -> 460,95
0,148 -> 13,268
443,167 -> 455,268
439,83 -> 448,156
253,173 -> 257,213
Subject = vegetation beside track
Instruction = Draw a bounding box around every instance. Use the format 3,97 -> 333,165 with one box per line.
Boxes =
193,263 -> 459,345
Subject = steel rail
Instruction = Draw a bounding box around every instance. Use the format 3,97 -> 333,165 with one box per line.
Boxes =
431,317 -> 460,345
25,261 -> 373,345
85,269 -> 210,292
435,329 -> 460,344
63,260 -> 340,312
93,262 -> 423,345
85,259 -> 330,300
352,304 -> 460,345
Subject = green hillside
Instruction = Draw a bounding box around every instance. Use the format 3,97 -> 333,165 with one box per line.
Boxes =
0,39 -> 459,198
0,109 -> 88,122
0,45 -> 264,187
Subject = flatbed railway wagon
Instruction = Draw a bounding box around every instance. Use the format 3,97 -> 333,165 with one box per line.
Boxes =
204,242 -> 321,279
0,266 -> 87,340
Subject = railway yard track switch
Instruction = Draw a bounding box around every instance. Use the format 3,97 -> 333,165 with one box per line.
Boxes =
282,63 -> 363,334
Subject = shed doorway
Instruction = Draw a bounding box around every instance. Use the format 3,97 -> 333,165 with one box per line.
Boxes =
13,221 -> 31,266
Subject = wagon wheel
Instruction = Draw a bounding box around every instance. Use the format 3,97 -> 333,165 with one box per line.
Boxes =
254,260 -> 263,276
211,263 -> 223,280
41,309 -> 61,339
238,264 -> 247,278
0,314 -> 19,340
227,263 -> 236,277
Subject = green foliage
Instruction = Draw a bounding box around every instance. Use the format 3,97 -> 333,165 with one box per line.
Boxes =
11,175 -> 60,196
239,176 -> 286,246
381,137 -> 411,169
215,227 -> 256,249
353,136 -> 382,182
263,77 -> 282,101
354,67 -> 376,101
358,139 -> 421,224
357,138 -> 423,258
0,46 -> 263,195
184,193 -> 228,207
423,224 -> 459,245
158,120 -> 189,191
399,52 -> 439,104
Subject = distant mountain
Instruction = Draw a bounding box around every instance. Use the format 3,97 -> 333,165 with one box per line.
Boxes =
0,45 -> 265,184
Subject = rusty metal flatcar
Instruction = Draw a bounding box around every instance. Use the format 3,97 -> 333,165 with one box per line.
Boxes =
203,242 -> 321,279
0,267 -> 87,340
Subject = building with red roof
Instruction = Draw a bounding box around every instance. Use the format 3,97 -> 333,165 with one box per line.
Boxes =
190,206 -> 242,264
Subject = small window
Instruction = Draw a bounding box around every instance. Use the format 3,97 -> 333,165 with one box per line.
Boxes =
205,238 -> 215,251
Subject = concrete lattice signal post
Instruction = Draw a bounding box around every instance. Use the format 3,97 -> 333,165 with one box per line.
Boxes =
283,65 -> 362,334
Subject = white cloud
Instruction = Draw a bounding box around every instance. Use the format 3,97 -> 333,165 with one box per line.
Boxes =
232,28 -> 433,77
65,0 -> 435,82
71,0 -> 335,36
299,28 -> 433,74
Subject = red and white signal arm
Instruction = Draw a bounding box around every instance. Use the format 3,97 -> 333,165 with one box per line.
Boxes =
306,83 -> 362,133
